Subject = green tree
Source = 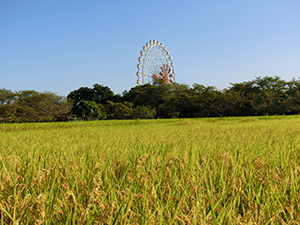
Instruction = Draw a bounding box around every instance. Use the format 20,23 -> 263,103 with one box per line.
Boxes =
189,84 -> 225,117
0,90 -> 71,121
253,76 -> 288,115
131,105 -> 157,119
285,78 -> 300,114
92,84 -> 115,104
73,100 -> 106,120
15,90 -> 71,118
68,84 -> 114,107
105,101 -> 134,119
122,83 -> 169,109
155,83 -> 191,118
0,88 -> 17,106
224,81 -> 258,116
68,84 -> 114,119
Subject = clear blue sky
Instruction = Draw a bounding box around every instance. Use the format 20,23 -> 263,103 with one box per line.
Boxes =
1,0 -> 300,96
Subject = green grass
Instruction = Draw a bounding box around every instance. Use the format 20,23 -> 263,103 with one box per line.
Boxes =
0,116 -> 300,224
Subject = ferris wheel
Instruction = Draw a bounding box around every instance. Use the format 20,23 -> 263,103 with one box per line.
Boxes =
137,40 -> 176,85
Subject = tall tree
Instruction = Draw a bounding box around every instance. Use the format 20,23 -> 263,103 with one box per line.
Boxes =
0,90 -> 71,121
0,88 -> 17,106
68,84 -> 114,107
104,101 -> 134,119
68,84 -> 114,118
72,100 -> 106,120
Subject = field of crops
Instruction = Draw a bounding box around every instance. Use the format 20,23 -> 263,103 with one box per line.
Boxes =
1,116 -> 300,224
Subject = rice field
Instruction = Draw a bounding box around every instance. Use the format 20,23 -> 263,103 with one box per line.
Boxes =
0,116 -> 300,224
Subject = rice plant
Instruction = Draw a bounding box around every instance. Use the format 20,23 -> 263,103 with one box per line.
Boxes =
0,116 -> 300,224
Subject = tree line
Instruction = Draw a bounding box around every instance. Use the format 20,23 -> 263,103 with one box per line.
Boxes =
0,90 -> 71,123
1,76 -> 300,123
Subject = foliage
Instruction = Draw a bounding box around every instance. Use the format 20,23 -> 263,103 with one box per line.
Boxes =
122,83 -> 170,109
72,100 -> 106,120
2,76 -> 300,122
67,84 -> 114,107
0,88 -> 17,106
0,90 -> 71,122
1,116 -> 300,223
131,105 -> 157,119
104,101 -> 134,119
224,76 -> 300,116
67,84 -> 115,120
122,76 -> 300,118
